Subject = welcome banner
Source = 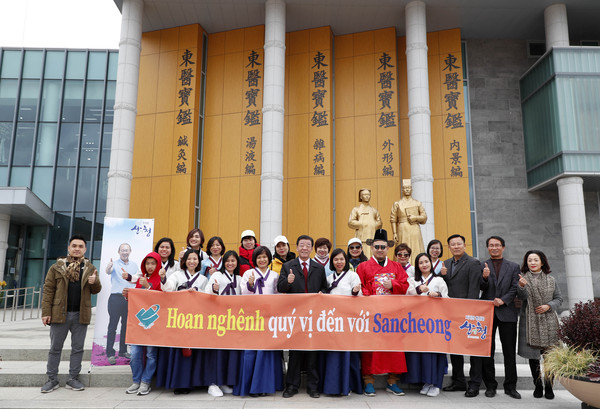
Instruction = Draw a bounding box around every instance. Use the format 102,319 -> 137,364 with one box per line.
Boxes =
126,291 -> 494,356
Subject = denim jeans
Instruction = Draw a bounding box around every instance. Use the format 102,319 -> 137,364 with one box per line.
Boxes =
130,345 -> 157,384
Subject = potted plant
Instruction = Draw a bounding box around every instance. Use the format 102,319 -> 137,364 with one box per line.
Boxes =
544,299 -> 600,409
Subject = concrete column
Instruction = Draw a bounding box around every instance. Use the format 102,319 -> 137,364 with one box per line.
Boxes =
544,3 -> 569,51
557,177 -> 594,308
260,0 -> 286,250
405,0 -> 435,244
106,0 -> 143,218
0,214 -> 9,282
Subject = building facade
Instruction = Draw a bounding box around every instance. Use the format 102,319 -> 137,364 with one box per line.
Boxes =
0,49 -> 117,290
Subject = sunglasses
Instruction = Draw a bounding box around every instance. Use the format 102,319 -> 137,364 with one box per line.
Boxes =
373,245 -> 388,250
396,253 -> 410,257
349,245 -> 361,250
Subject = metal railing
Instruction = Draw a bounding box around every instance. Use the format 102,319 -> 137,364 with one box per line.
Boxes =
0,287 -> 42,322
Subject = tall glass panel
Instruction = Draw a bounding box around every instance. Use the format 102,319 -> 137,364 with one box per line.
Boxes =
53,167 -> 76,211
44,51 -> 65,79
57,122 -> 79,166
87,52 -> 107,80
104,81 -> 115,123
73,212 -> 94,245
93,212 -> 105,259
32,166 -> 53,205
80,123 -> 100,166
96,167 -> 108,213
12,122 -> 35,165
48,213 -> 71,259
35,122 -> 57,166
0,50 -> 22,78
83,81 -> 104,122
22,50 -> 43,79
75,167 -> 97,212
0,78 -> 18,120
61,80 -> 83,122
66,51 -> 86,79
107,52 -> 118,80
17,79 -> 40,121
101,127 -> 111,167
0,122 -> 12,165
39,80 -> 62,122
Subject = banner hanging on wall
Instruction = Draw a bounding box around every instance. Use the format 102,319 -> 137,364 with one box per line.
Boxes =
126,290 -> 494,356
91,217 -> 154,366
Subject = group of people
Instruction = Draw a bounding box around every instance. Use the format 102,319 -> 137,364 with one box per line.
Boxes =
40,228 -> 563,401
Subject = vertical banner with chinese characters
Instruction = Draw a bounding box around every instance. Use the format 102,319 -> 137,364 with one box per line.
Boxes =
91,217 -> 154,366
174,48 -> 196,176
131,25 -> 205,253
202,27 -> 264,251
334,28 -> 401,250
243,49 -> 263,178
284,28 -> 333,241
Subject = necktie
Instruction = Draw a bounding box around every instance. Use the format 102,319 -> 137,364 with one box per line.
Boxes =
303,262 -> 308,293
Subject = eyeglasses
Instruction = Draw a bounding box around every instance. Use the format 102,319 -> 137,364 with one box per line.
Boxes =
373,245 -> 388,250
349,245 -> 361,250
396,252 -> 410,257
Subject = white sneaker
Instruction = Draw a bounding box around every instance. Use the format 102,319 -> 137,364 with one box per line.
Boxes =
220,385 -> 233,394
420,384 -> 431,395
208,384 -> 224,397
126,383 -> 140,394
137,382 -> 151,395
427,386 -> 440,397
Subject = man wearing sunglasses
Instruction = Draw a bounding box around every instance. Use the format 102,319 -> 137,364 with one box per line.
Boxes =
356,229 -> 409,397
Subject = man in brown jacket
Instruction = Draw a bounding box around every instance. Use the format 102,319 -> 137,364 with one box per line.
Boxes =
40,234 -> 101,393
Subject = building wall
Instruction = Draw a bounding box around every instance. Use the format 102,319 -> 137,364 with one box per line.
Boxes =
466,39 -> 600,307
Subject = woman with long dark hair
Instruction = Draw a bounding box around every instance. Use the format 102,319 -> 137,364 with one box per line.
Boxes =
153,237 -> 180,278
517,250 -> 562,399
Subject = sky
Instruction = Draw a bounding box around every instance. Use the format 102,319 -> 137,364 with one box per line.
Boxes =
0,0 -> 122,49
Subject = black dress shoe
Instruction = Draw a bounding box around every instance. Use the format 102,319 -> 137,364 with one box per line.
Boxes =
282,387 -> 298,398
464,389 -> 479,397
309,390 -> 320,398
505,389 -> 521,399
485,388 -> 496,397
174,388 -> 191,395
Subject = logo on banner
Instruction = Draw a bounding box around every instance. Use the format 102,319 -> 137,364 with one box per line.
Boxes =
136,304 -> 160,329
458,314 -> 488,340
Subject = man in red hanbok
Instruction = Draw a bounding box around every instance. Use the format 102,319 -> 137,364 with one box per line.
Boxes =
357,229 -> 409,397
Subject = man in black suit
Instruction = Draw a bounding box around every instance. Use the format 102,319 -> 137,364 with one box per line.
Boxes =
440,234 -> 482,395
277,235 -> 328,399
473,236 -> 521,399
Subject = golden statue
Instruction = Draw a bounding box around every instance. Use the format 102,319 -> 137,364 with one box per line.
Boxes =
348,188 -> 382,259
390,180 -> 427,264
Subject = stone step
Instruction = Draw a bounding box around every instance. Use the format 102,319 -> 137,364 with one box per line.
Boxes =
0,359 -> 551,390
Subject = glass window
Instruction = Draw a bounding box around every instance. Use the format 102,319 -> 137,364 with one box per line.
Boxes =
66,51 -> 86,79
0,122 -> 12,165
44,51 -> 65,79
39,80 -> 62,122
0,166 -> 7,186
107,52 -> 118,80
32,166 -> 53,206
48,213 -> 71,259
61,80 -> 83,122
57,122 -> 80,166
83,81 -> 104,122
0,79 -> 18,121
80,123 -> 100,166
100,127 -> 111,167
9,166 -> 31,187
104,81 -> 115,123
35,123 -> 57,166
73,212 -> 94,245
18,79 -> 41,122
96,167 -> 108,213
12,122 -> 35,165
87,52 -> 107,80
53,167 -> 76,211
1,50 -> 22,78
76,167 -> 97,212
25,226 -> 47,259
23,50 -> 43,78
93,212 -> 105,259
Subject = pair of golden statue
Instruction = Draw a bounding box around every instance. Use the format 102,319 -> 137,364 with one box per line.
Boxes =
348,180 -> 426,259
